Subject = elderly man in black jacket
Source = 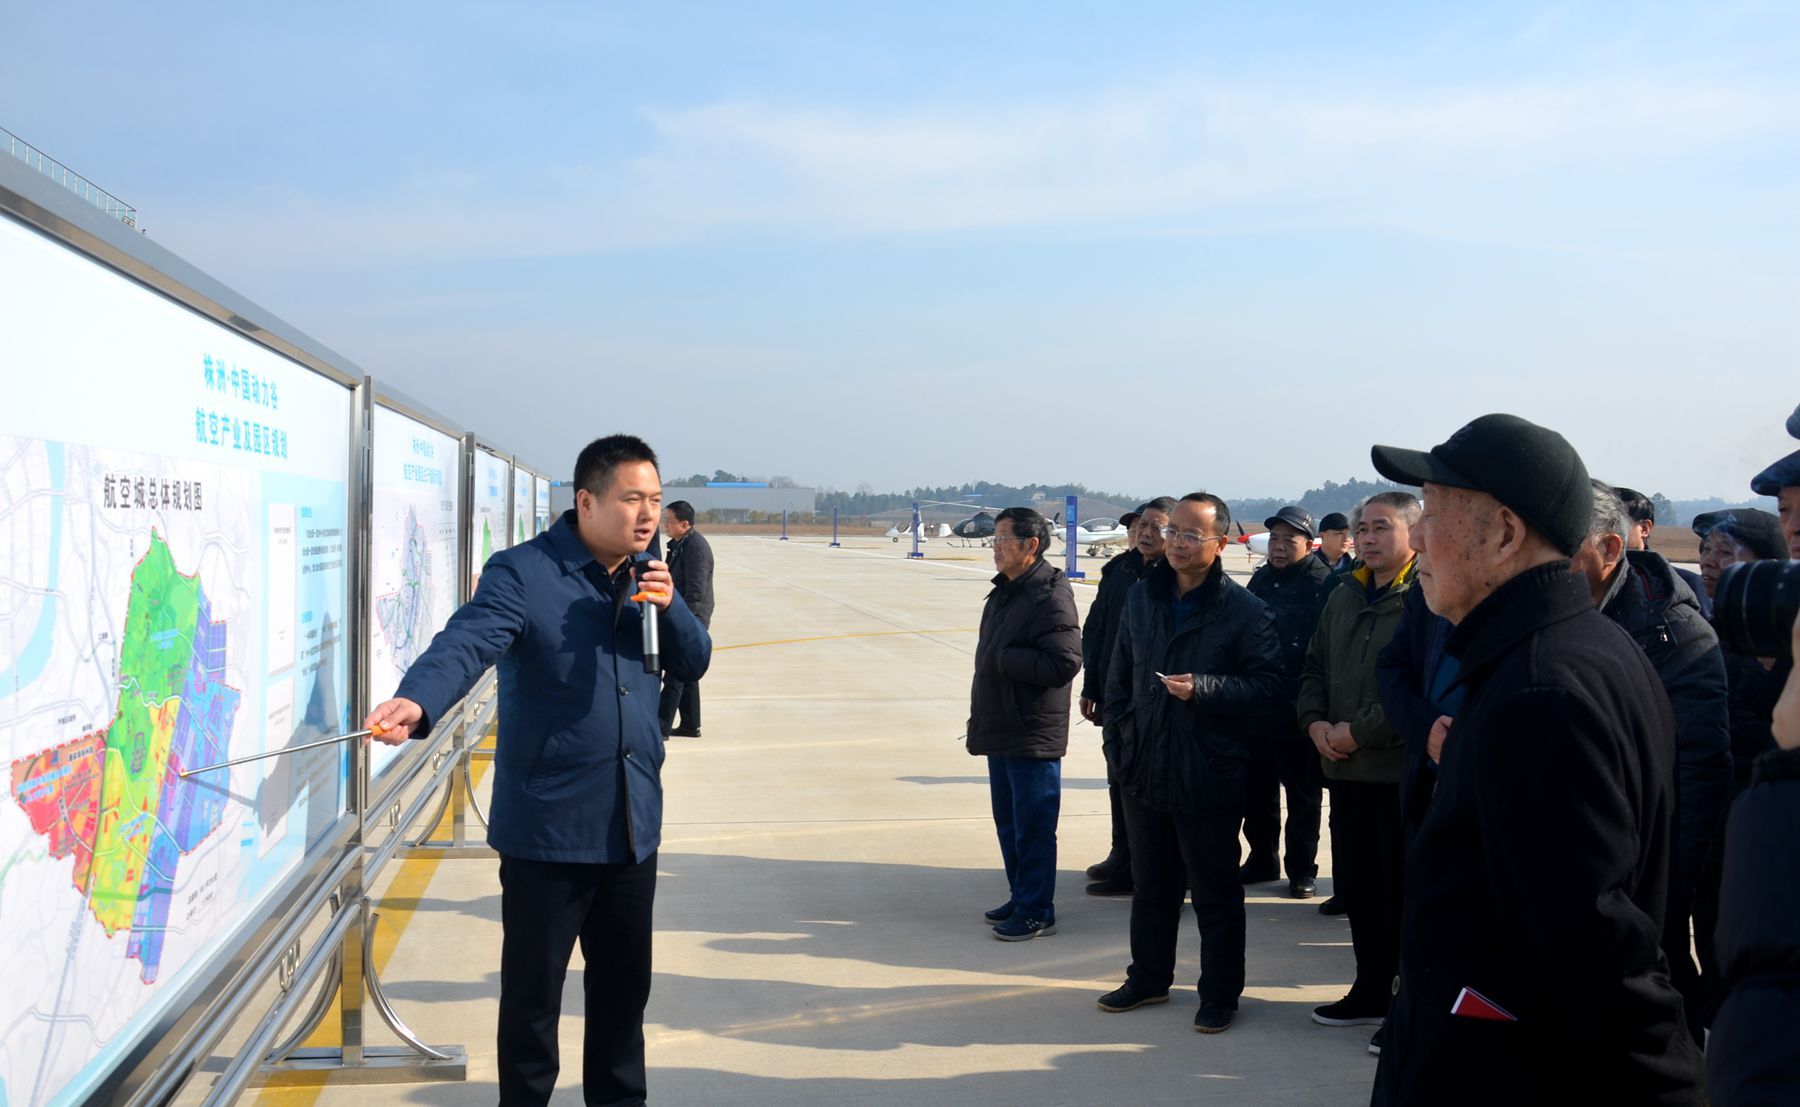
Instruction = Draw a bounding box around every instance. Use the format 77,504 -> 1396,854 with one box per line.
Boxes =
1242,506 -> 1332,898
1097,493 -> 1284,1033
660,500 -> 716,737
969,507 -> 1083,942
1571,480 -> 1731,1046
1080,497 -> 1173,896
1368,414 -> 1704,1105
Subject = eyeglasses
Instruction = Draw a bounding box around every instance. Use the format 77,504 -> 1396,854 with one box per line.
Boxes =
1160,527 -> 1227,546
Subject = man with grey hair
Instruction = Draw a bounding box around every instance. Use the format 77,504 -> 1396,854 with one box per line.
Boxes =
1570,480 -> 1730,1046
1369,414 -> 1701,1103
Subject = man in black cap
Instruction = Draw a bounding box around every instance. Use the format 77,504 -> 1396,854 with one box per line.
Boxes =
1241,506 -> 1331,897
1316,512 -> 1353,572
1080,497 -> 1174,895
1368,414 -> 1703,1105
1613,486 -> 1710,618
1750,437 -> 1800,560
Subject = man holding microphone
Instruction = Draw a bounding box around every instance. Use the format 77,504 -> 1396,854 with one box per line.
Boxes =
366,434 -> 712,1107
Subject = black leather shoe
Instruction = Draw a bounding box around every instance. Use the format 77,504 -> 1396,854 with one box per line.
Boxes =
1085,875 -> 1134,897
1318,895 -> 1346,916
670,726 -> 702,738
1289,877 -> 1317,899
1097,981 -> 1170,1013
1085,853 -> 1124,881
1237,855 -> 1279,884
1194,1003 -> 1235,1034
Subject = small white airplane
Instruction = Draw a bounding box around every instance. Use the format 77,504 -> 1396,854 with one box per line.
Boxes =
887,520 -> 953,543
1235,523 -> 1331,562
1055,516 -> 1132,558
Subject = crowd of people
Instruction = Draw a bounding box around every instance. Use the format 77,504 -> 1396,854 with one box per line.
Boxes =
965,409 -> 1800,1103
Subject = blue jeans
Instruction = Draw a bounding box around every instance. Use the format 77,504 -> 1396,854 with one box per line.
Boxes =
988,755 -> 1062,920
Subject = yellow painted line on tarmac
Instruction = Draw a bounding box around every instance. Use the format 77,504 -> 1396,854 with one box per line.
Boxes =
254,744 -> 494,1102
715,628 -> 977,651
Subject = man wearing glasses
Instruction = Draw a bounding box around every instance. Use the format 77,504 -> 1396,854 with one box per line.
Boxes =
967,507 -> 1083,941
1097,493 -> 1284,1033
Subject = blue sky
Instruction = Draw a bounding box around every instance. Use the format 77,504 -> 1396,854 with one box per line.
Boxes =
7,2 -> 1797,498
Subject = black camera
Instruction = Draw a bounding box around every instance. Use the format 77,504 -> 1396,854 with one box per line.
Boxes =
1715,560 -> 1800,658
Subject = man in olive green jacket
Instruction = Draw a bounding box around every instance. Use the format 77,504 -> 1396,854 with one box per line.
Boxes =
1297,491 -> 1420,1038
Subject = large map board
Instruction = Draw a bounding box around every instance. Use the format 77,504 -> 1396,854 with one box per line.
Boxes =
0,213 -> 352,1107
534,476 -> 551,534
367,407 -> 461,780
511,468 -> 533,548
470,449 -> 510,595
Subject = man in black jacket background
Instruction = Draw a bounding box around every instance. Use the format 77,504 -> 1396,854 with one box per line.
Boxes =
1572,480 -> 1731,1045
1080,497 -> 1173,896
659,500 -> 715,737
967,507 -> 1082,942
1097,493 -> 1284,1034
1370,414 -> 1703,1105
1241,506 -> 1331,898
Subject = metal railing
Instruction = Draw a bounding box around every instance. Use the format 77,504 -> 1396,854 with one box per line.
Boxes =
3,125 -> 139,228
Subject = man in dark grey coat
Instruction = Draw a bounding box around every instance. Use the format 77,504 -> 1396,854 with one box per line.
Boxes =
1572,480 -> 1731,1045
1370,414 -> 1703,1105
1097,493 -> 1284,1033
968,507 -> 1082,942
659,500 -> 715,737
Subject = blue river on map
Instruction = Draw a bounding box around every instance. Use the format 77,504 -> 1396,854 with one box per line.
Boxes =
0,440 -> 65,698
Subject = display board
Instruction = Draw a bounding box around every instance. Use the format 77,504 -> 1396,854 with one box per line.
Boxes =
0,213 -> 352,1107
367,407 -> 461,779
534,476 -> 551,534
511,467 -> 533,548
470,449 -> 510,594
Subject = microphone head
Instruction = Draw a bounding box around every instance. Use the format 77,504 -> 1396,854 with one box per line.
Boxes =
629,550 -> 656,576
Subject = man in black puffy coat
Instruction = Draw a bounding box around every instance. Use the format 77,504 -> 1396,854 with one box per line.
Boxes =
1370,414 -> 1703,1105
1097,493 -> 1284,1034
1242,505 -> 1331,898
1079,498 -> 1174,895
967,507 -> 1083,942
1572,480 -> 1731,1045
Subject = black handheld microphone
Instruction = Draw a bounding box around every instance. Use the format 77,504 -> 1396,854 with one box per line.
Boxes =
631,551 -> 662,674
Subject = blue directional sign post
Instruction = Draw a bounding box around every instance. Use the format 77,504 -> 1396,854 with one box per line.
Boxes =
908,502 -> 925,559
830,507 -> 841,548
1064,494 -> 1085,580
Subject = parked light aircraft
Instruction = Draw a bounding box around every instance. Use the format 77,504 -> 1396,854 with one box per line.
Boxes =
1062,517 -> 1132,557
886,520 -> 953,543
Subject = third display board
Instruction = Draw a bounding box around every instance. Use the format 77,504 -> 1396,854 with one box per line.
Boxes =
470,448 -> 510,595
367,407 -> 462,778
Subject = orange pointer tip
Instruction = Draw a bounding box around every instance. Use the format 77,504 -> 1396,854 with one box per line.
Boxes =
371,723 -> 387,736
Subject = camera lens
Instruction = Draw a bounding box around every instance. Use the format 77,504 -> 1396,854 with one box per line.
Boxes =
1715,560 -> 1800,658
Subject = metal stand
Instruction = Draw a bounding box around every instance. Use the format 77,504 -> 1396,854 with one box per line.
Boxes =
400,686 -> 498,860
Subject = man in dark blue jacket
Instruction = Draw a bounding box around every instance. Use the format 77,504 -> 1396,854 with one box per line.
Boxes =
367,434 -> 711,1107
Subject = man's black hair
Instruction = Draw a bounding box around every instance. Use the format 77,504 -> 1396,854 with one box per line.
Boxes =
573,435 -> 659,497
1143,495 -> 1177,516
995,506 -> 1051,561
1612,485 -> 1655,526
1179,491 -> 1232,537
666,500 -> 696,525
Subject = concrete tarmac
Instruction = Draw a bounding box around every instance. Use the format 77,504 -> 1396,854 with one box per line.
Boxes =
265,535 -> 1376,1106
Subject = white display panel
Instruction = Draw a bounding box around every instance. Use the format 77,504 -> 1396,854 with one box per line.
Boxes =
471,449 -> 510,594
534,476 -> 551,534
512,467 -> 533,548
367,407 -> 461,779
0,213 -> 352,1107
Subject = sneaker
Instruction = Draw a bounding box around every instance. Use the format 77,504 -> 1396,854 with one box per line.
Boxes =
983,901 -> 1015,924
1318,895 -> 1346,916
1368,1024 -> 1384,1056
1289,877 -> 1317,899
1096,981 -> 1170,1013
1085,875 -> 1134,897
1237,856 -> 1280,884
1312,996 -> 1388,1027
1193,1003 -> 1235,1034
992,914 -> 1056,942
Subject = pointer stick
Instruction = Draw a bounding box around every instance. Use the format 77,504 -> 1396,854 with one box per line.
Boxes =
178,727 -> 384,778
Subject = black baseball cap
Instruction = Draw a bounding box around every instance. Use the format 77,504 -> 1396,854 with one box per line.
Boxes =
1789,402 -> 1800,439
1706,509 -> 1788,560
1751,449 -> 1800,496
1120,505 -> 1144,527
1371,413 -> 1592,556
1317,512 -> 1350,533
1263,506 -> 1316,539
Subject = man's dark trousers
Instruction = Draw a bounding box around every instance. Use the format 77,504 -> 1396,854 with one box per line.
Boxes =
988,755 -> 1061,920
1122,790 -> 1246,1006
1329,780 -> 1403,1006
1242,722 -> 1322,880
658,613 -> 710,732
498,853 -> 657,1107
